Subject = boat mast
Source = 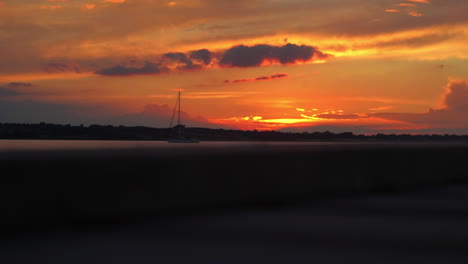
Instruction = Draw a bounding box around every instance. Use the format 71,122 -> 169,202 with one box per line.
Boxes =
178,91 -> 181,125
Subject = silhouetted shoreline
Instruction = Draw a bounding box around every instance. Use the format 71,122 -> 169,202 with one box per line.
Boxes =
1,122 -> 468,141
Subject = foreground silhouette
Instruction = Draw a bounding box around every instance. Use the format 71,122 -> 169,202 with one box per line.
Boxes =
1,122 -> 468,141
2,141 -> 468,263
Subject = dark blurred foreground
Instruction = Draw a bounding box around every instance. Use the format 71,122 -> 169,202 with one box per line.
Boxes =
1,142 -> 468,263
3,185 -> 468,263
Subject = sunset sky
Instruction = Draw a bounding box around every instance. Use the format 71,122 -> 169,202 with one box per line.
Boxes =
1,0 -> 468,133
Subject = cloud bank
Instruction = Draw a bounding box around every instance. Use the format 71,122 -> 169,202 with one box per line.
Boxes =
288,80 -> 468,134
372,80 -> 468,129
95,43 -> 329,76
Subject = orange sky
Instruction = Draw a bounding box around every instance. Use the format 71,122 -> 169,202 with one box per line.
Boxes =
1,0 -> 468,133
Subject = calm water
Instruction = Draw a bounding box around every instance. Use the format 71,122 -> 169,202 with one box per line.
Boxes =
0,139 -> 467,152
0,140 -> 353,152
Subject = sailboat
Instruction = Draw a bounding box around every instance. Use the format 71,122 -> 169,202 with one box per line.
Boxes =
168,91 -> 200,143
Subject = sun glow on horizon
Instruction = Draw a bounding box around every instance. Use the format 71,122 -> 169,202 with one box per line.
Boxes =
2,0 -> 468,134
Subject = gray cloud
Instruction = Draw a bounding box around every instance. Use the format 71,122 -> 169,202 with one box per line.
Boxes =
95,43 -> 326,76
96,62 -> 169,76
271,73 -> 288,79
219,43 -> 329,67
163,52 -> 192,65
190,49 -> 212,65
163,52 -> 203,70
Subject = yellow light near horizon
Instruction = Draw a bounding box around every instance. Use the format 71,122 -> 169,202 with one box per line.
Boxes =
104,0 -> 126,3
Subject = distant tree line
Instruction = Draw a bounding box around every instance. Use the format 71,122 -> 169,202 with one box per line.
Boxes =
0,122 -> 467,141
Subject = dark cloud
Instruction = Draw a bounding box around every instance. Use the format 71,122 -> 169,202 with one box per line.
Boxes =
189,49 -> 212,65
44,62 -> 81,73
233,79 -> 249,83
163,52 -> 204,70
271,73 -> 288,79
95,43 -> 327,76
97,52 -> 206,76
220,43 -> 330,67
96,62 -> 169,76
225,73 -> 289,83
8,82 -> 32,88
163,52 -> 192,65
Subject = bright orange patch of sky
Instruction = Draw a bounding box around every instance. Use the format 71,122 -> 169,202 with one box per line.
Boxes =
1,0 -> 468,133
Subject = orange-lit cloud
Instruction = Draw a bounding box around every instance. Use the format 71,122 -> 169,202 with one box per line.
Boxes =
182,91 -> 256,99
212,80 -> 468,133
408,11 -> 423,17
214,107 -> 366,130
405,0 -> 430,3
212,113 -> 408,131
386,9 -> 400,12
85,4 -> 96,10
1,0 -> 468,135
369,106 -> 393,111
104,0 -> 126,3
39,5 -> 63,10
369,80 -> 468,130
398,3 -> 416,7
